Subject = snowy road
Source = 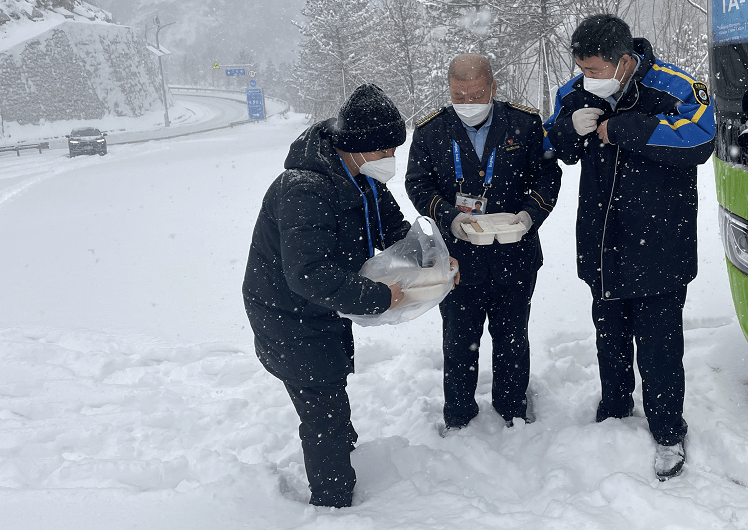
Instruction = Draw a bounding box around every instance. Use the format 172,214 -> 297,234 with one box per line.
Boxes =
105,93 -> 254,144
0,113 -> 747,530
10,91 -> 288,152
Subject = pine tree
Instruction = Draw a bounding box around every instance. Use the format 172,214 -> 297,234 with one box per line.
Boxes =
291,0 -> 377,119
367,0 -> 430,125
651,0 -> 708,80
231,49 -> 255,89
421,1 -> 550,112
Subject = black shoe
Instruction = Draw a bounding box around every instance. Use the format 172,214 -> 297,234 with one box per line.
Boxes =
596,401 -> 634,423
437,422 -> 464,438
655,441 -> 686,481
442,411 -> 476,432
498,390 -> 537,428
505,416 -> 534,428
310,490 -> 353,508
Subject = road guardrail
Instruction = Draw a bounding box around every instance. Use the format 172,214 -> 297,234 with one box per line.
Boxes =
0,142 -> 49,156
168,86 -> 290,117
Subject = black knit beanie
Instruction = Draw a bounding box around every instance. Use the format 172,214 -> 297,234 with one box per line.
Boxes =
332,84 -> 406,152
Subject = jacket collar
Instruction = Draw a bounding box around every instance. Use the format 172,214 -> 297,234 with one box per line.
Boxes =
444,103 -> 508,167
632,37 -> 656,81
616,39 -> 656,110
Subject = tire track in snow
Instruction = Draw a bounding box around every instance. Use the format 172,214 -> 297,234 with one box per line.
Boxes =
0,155 -> 100,210
0,171 -> 54,208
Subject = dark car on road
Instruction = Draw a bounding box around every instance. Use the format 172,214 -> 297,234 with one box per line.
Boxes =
67,127 -> 107,157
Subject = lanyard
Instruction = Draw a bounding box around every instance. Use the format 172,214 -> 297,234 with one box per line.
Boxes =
338,155 -> 384,258
452,140 -> 496,198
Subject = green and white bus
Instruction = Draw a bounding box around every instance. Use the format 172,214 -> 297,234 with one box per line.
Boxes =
710,0 -> 748,339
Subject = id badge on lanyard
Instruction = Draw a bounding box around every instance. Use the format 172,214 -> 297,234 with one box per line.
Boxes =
453,140 -> 495,216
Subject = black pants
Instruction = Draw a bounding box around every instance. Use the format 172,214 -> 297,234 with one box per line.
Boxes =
284,380 -> 357,508
592,285 -> 688,446
439,274 -> 536,426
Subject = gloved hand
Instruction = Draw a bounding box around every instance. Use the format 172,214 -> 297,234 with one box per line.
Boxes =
450,212 -> 472,241
572,107 -> 604,136
510,211 -> 532,238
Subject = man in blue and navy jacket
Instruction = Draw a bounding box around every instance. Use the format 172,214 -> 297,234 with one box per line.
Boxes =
544,14 -> 715,481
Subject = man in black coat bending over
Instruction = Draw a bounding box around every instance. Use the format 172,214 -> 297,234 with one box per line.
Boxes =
243,84 -> 458,508
405,54 -> 562,434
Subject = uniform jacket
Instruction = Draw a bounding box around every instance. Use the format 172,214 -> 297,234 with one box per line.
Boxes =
544,38 -> 715,300
405,102 -> 562,285
242,118 -> 410,385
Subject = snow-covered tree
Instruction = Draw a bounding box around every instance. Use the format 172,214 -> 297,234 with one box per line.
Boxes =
418,0 -> 560,116
282,0 -> 708,121
651,0 -> 708,81
226,48 -> 255,89
259,59 -> 296,104
368,0 -> 430,125
291,0 -> 377,119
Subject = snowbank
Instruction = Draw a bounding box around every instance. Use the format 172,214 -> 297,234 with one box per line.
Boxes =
0,114 -> 746,529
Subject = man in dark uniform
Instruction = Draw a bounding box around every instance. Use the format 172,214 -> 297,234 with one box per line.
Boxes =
543,15 -> 715,480
405,53 -> 562,432
243,84 -> 427,508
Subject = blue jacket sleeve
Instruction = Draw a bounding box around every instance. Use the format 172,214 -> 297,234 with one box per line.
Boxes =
607,67 -> 715,168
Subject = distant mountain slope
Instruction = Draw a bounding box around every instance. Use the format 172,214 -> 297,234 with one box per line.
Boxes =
0,0 -> 111,26
88,0 -> 304,65
0,1 -> 164,124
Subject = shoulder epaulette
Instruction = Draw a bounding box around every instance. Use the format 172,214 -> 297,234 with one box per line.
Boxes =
508,102 -> 539,115
416,108 -> 445,128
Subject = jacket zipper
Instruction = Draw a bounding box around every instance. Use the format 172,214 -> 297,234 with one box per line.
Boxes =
599,84 -> 640,300
599,146 -> 621,300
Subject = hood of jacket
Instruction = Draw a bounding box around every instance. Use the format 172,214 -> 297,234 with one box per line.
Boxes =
631,37 -> 656,81
284,118 -> 340,175
622,37 -> 657,99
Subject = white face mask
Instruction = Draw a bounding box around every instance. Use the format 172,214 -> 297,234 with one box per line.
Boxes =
357,155 -> 397,183
453,102 -> 493,126
583,59 -> 622,99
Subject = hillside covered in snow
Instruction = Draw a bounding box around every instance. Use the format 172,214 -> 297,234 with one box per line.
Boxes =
0,0 -> 164,125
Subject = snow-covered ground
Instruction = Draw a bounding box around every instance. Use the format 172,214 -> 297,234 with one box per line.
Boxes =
0,112 -> 746,529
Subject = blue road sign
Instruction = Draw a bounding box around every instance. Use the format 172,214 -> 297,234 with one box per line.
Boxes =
246,88 -> 266,120
713,0 -> 748,44
226,68 -> 246,76
249,79 -> 257,88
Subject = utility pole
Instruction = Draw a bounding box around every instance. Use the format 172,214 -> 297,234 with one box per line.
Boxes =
0,89 -> 4,138
146,15 -> 176,127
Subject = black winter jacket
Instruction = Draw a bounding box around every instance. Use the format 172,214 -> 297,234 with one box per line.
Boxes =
406,102 -> 562,285
242,119 -> 410,385
544,38 -> 715,300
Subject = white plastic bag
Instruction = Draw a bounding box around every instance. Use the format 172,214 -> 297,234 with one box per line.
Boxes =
341,216 -> 457,326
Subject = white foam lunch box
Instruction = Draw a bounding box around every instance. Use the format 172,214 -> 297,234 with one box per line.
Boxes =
461,212 -> 526,245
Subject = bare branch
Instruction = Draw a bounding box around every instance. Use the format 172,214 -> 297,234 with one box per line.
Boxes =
685,0 -> 707,15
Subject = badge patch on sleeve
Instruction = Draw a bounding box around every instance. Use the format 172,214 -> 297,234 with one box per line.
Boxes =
692,82 -> 710,106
